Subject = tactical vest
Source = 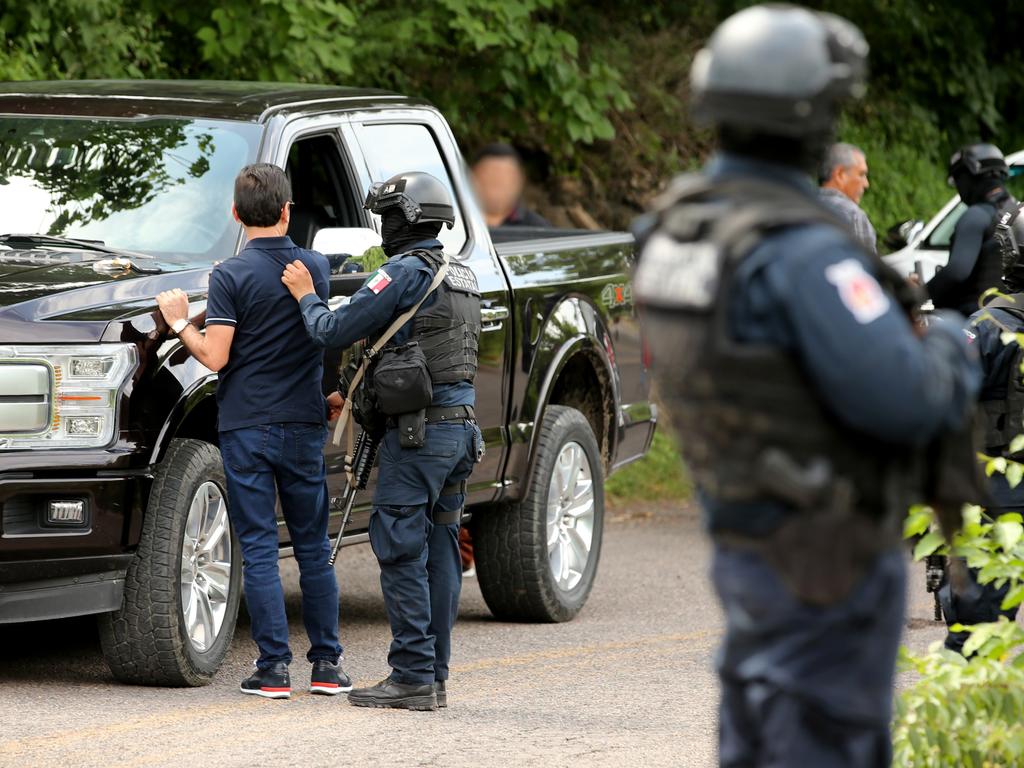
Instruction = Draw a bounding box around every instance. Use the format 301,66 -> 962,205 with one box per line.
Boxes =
978,293 -> 1024,456
946,193 -> 1018,315
405,248 -> 481,384
635,175 -> 921,519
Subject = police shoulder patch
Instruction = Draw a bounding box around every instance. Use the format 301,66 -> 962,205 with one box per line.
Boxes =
824,258 -> 890,325
366,268 -> 393,294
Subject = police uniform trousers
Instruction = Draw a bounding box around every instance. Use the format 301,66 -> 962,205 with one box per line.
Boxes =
712,542 -> 906,768
369,419 -> 480,685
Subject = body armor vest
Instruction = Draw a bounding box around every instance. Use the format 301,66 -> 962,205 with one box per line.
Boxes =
978,293 -> 1024,456
404,248 -> 481,384
946,193 -> 1018,315
635,175 -> 921,518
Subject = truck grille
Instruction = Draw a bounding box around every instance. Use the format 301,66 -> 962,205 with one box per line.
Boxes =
0,363 -> 51,434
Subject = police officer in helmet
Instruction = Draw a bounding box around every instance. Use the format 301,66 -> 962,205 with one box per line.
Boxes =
282,171 -> 482,711
943,205 -> 1024,653
926,143 -> 1017,316
635,5 -> 979,765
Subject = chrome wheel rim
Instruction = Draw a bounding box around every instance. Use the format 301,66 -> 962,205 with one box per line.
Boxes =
180,481 -> 232,653
546,441 -> 595,591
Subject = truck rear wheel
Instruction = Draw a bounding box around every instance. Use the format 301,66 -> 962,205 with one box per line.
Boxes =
473,405 -> 604,622
98,439 -> 241,686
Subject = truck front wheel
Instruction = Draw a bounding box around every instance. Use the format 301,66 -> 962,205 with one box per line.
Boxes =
473,405 -> 604,622
98,439 -> 241,686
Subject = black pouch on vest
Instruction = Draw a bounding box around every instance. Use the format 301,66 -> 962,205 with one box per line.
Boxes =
398,409 -> 427,449
373,342 -> 433,416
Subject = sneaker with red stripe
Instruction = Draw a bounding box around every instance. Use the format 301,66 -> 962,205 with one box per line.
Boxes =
240,661 -> 291,699
309,658 -> 353,695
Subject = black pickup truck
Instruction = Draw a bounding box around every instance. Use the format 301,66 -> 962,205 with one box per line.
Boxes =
0,81 -> 655,686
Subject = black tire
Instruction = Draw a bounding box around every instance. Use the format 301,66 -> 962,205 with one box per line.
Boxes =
98,439 -> 241,686
473,405 -> 604,622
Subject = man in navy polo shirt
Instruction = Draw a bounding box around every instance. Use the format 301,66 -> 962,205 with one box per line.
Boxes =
156,163 -> 350,699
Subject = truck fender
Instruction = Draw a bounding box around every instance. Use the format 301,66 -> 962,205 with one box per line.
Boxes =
516,295 -> 621,498
148,373 -> 218,467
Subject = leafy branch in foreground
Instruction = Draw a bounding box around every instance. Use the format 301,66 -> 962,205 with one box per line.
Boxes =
895,503 -> 1024,767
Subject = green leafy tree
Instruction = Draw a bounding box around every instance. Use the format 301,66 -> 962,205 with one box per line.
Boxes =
897,503 -> 1024,766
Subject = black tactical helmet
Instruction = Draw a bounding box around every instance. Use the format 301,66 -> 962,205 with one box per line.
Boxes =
948,144 -> 1009,186
995,202 -> 1024,291
690,4 -> 868,138
363,171 -> 455,228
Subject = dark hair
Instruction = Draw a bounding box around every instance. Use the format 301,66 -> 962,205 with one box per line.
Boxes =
471,142 -> 522,166
234,163 -> 291,227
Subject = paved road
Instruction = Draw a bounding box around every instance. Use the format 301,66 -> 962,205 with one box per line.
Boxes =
0,504 -> 945,768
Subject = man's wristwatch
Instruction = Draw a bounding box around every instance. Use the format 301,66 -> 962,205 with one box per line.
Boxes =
171,318 -> 189,336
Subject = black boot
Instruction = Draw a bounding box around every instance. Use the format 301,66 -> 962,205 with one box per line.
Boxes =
347,677 -> 437,711
240,661 -> 291,699
435,680 -> 447,708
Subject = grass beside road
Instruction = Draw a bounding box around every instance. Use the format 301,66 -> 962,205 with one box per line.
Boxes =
606,430 -> 691,505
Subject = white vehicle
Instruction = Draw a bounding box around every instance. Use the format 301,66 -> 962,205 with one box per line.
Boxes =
883,150 -> 1024,281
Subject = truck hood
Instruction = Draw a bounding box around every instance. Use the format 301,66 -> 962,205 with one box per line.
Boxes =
0,250 -> 211,343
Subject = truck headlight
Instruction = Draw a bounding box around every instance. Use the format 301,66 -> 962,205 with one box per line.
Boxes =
0,344 -> 138,450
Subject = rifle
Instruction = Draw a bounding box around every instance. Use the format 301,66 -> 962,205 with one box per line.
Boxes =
328,428 -> 381,566
924,553 -> 946,621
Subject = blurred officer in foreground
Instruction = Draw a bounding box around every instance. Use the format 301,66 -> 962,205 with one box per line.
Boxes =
942,205 -> 1024,653
926,144 -> 1017,316
635,5 -> 979,766
282,172 -> 482,711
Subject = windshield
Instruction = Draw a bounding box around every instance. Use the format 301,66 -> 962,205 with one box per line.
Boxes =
0,116 -> 260,264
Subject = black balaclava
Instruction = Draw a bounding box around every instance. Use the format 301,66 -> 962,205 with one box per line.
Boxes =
381,209 -> 443,257
953,172 -> 1006,207
717,125 -> 833,179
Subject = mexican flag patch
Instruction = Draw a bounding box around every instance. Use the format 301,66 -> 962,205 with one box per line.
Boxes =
366,268 -> 393,294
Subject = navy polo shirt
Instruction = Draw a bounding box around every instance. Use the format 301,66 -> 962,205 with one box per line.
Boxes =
206,235 -> 330,431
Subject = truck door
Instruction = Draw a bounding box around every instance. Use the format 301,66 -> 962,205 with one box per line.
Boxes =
346,117 -> 512,506
270,123 -> 371,542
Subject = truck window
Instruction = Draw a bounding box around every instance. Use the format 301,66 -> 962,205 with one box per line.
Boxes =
0,116 -> 259,263
356,123 -> 468,254
285,134 -> 360,249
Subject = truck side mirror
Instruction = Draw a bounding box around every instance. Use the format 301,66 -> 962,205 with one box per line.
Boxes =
883,219 -> 925,251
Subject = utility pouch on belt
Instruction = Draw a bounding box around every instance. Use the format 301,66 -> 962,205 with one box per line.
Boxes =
724,448 -> 898,606
398,409 -> 427,449
373,342 -> 433,416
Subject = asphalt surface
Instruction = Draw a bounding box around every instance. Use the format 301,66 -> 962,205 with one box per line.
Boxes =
0,504 -> 946,768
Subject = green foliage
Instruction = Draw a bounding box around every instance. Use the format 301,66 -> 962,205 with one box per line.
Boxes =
605,429 -> 691,504
895,638 -> 1024,767
897,501 -> 1024,765
191,0 -> 358,82
0,0 -> 165,80
352,0 -> 632,158
358,246 -> 387,274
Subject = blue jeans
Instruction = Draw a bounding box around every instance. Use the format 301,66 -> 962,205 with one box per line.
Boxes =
713,543 -> 905,768
219,422 -> 341,669
369,420 -> 480,685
